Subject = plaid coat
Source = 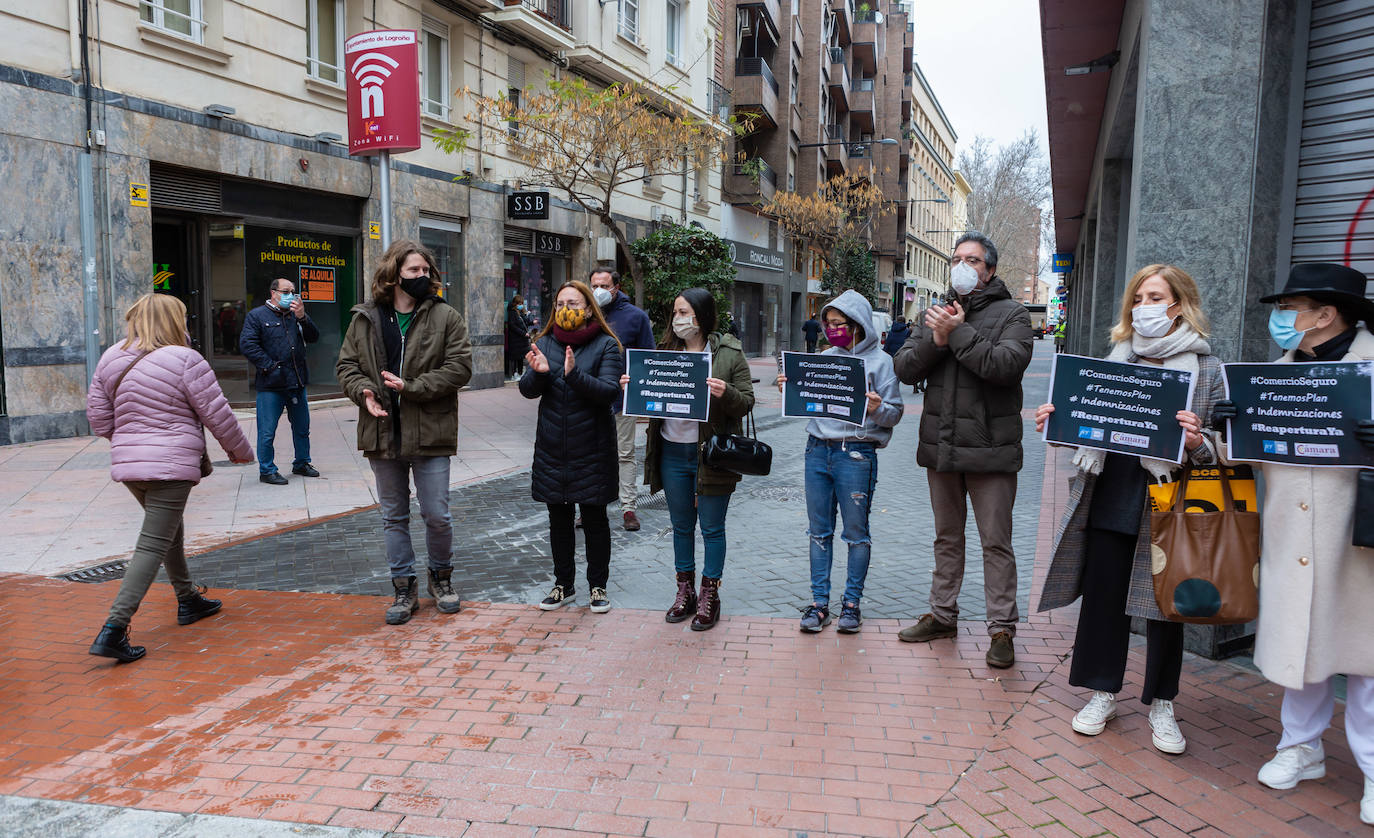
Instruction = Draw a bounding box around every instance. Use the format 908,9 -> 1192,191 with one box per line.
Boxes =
1036,351 -> 1226,621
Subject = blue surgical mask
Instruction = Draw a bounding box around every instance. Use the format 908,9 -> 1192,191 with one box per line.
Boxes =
1268,308 -> 1313,351
278,293 -> 297,308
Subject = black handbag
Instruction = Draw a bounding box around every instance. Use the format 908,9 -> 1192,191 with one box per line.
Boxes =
1355,469 -> 1374,548
701,411 -> 772,476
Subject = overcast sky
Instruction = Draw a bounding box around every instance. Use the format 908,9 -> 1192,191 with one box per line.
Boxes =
905,0 -> 1050,159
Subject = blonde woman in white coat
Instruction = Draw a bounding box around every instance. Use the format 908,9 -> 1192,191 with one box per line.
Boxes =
1213,263 -> 1374,824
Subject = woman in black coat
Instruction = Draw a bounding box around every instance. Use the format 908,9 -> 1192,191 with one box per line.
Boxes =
519,280 -> 624,613
505,294 -> 532,378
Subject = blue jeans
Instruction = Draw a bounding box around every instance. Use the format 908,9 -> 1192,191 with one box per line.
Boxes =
369,456 -> 453,578
804,436 -> 878,606
660,441 -> 731,579
256,387 -> 310,475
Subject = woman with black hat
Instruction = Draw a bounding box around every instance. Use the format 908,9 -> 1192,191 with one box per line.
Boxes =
1214,262 -> 1374,822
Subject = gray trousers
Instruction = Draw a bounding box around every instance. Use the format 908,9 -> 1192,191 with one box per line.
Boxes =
926,469 -> 1019,636
107,480 -> 197,627
370,455 -> 452,578
615,413 -> 638,512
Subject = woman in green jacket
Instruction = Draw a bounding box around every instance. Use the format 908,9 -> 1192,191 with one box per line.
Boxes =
628,288 -> 755,631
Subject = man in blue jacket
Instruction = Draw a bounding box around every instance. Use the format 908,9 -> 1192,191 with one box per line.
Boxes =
589,268 -> 655,530
239,277 -> 321,485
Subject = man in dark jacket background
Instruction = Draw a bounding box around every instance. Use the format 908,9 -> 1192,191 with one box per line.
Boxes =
883,316 -> 910,355
802,315 -> 822,352
893,232 -> 1034,669
239,277 -> 321,485
589,268 -> 655,531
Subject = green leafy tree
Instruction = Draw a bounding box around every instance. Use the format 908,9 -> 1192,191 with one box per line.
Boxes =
821,236 -> 877,305
630,223 -> 735,339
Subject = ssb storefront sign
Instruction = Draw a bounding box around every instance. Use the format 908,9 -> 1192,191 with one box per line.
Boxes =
508,191 -> 550,220
534,232 -> 570,257
345,30 -> 421,156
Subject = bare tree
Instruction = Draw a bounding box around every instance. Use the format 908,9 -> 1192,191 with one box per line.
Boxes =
958,131 -> 1051,284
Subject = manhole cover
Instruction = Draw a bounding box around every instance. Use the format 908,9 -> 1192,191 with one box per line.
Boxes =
60,560 -> 129,583
750,486 -> 798,502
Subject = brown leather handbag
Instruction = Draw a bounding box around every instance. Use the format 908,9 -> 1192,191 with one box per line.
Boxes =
1149,467 -> 1260,624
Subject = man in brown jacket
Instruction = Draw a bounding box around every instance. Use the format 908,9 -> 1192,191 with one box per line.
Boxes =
336,240 -> 473,625
894,232 -> 1034,668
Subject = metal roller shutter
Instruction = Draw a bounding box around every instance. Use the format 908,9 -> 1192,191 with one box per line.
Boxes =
1291,0 -> 1374,286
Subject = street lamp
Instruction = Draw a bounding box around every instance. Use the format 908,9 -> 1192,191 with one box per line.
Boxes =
797,137 -> 899,149
891,198 -> 949,204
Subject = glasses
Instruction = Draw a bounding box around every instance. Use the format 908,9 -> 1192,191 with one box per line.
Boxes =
949,256 -> 984,268
555,301 -> 587,310
275,287 -> 296,295
1272,304 -> 1319,314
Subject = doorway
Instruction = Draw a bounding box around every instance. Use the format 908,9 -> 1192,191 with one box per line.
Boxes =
151,216 -> 210,353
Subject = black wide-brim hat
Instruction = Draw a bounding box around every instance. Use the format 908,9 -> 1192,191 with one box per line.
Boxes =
1260,262 -> 1374,323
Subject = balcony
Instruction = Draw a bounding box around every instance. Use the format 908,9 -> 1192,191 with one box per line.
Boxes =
849,77 -> 875,133
830,0 -> 852,45
853,39 -> 877,75
488,0 -> 575,52
738,0 -> 782,37
733,57 -> 780,128
823,124 -> 848,175
726,158 -> 777,203
827,48 -> 850,111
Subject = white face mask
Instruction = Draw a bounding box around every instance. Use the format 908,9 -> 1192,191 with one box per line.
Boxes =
592,287 -> 612,307
672,315 -> 699,339
1131,302 -> 1176,338
950,261 -> 979,296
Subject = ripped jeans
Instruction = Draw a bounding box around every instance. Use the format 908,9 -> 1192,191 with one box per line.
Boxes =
804,436 -> 878,607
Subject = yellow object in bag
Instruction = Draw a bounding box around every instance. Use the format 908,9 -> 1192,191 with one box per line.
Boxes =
1148,464 -> 1258,513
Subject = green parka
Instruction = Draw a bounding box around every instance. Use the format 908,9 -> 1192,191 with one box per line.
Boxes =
643,332 -> 756,496
335,297 -> 473,458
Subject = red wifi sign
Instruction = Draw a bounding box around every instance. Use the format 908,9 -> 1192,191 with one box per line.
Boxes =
345,30 -> 421,156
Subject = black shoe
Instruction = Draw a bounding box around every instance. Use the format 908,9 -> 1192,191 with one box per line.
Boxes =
260,472 -> 288,485
177,587 -> 223,625
89,623 -> 146,662
291,464 -> 320,477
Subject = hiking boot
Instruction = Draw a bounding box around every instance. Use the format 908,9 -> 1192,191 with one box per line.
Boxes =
623,510 -> 641,531
665,571 -> 696,623
837,603 -> 862,634
690,576 -> 721,631
427,567 -> 462,614
589,587 -> 611,613
898,613 -> 957,643
986,631 -> 1015,669
799,603 -> 831,633
1148,699 -> 1186,754
176,587 -> 222,625
385,576 -> 419,625
539,584 -> 574,611
1257,742 -> 1325,790
1071,691 -> 1117,736
89,623 -> 146,662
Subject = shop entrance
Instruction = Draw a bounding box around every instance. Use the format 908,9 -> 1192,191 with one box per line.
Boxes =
151,216 -> 210,353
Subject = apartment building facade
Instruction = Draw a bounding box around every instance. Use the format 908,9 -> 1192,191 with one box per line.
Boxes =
898,61 -> 961,319
0,0 -> 720,444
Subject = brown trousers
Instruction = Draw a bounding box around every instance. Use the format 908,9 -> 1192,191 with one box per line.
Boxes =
926,469 -> 1019,636
107,480 -> 197,627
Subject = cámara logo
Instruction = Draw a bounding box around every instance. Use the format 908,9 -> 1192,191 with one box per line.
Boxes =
351,51 -> 400,119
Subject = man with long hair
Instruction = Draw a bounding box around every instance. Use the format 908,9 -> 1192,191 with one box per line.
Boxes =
336,240 -> 473,624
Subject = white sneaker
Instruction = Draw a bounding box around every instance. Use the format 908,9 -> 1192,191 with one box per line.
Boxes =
1071,691 -> 1117,736
1257,742 -> 1325,790
1149,699 -> 1186,754
1361,775 -> 1374,825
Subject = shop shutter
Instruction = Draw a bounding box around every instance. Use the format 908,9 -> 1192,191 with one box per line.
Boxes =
149,164 -> 223,213
504,226 -> 534,251
1290,0 -> 1374,285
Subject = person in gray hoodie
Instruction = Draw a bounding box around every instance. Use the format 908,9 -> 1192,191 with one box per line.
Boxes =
779,290 -> 905,633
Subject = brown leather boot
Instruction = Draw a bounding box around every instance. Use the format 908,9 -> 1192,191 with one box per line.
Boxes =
691,576 -> 721,631
665,571 -> 696,623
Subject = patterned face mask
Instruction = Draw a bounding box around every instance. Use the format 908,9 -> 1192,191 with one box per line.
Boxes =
554,306 -> 588,330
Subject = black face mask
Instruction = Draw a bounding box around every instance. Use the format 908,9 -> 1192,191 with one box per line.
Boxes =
399,274 -> 432,301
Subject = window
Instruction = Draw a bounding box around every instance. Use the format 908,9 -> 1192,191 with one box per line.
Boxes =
619,0 -> 639,41
306,0 -> 343,84
666,0 -> 682,65
790,61 -> 799,106
421,17 -> 450,120
420,219 -> 465,317
140,0 -> 203,43
508,58 -> 525,138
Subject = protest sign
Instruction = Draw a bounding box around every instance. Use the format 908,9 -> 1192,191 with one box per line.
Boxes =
1043,354 -> 1195,462
622,349 -> 712,421
781,351 -> 867,426
1223,362 -> 1374,467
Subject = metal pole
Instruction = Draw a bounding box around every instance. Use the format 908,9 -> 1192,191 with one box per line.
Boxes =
378,150 -> 392,248
78,152 -> 101,382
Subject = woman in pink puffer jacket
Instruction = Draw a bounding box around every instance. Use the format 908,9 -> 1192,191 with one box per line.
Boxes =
85,293 -> 254,663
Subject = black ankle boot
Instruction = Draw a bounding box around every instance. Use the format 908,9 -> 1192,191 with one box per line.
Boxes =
89,623 -> 146,662
177,588 -> 223,625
